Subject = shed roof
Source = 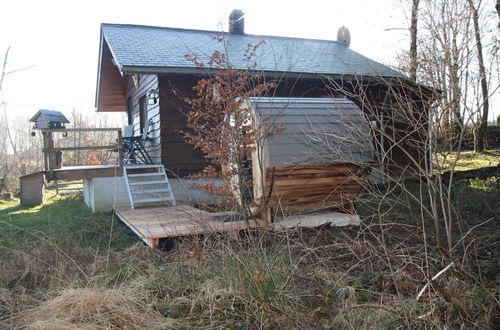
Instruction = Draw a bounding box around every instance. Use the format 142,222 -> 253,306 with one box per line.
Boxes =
246,97 -> 374,167
29,110 -> 70,124
100,23 -> 405,78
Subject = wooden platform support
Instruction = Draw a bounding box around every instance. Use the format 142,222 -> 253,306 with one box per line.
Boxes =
19,165 -> 122,206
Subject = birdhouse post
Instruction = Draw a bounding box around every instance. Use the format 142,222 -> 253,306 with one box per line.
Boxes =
29,109 -> 70,178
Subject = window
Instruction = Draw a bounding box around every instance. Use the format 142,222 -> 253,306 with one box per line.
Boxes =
139,95 -> 147,133
126,97 -> 133,125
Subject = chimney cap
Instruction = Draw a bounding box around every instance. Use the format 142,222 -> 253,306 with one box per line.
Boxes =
337,26 -> 351,47
229,9 -> 245,34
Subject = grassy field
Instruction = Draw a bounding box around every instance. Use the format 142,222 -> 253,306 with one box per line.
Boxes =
434,149 -> 500,172
0,193 -> 135,249
0,155 -> 499,328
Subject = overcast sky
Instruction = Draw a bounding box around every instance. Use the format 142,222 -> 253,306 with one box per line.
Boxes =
1,0 -> 495,122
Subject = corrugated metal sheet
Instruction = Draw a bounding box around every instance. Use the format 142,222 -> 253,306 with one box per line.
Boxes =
101,24 -> 405,78
246,97 -> 374,167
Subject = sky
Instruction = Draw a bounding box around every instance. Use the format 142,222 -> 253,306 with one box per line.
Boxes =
0,0 -> 496,123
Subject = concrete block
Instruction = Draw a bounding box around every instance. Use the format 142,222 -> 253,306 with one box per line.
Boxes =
84,176 -> 224,212
84,177 -> 130,212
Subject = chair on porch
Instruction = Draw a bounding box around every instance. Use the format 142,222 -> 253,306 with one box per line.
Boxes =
104,125 -> 134,165
122,119 -> 154,165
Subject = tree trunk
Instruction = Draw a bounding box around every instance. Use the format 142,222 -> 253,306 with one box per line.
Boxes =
468,0 -> 489,152
496,0 -> 500,27
410,0 -> 420,81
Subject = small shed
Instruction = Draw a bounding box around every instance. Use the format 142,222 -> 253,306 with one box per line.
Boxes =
245,97 -> 374,215
30,109 -> 70,129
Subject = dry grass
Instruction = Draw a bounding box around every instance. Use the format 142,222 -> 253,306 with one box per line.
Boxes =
0,180 -> 499,329
21,288 -> 171,330
0,224 -> 498,329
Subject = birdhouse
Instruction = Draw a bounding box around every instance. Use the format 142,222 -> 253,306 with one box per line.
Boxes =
30,109 -> 70,129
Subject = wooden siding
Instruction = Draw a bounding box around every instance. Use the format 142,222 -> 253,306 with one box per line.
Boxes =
97,41 -> 127,112
158,75 -> 210,177
152,74 -> 426,179
153,75 -> 329,178
126,75 -> 161,164
263,164 -> 370,213
244,98 -> 375,215
248,98 -> 374,167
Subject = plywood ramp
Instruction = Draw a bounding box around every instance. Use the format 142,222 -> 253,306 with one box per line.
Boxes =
113,205 -> 266,247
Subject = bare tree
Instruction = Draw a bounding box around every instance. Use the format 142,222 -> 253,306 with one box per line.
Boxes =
182,37 -> 278,221
0,47 -> 36,187
402,0 -> 497,152
467,0 -> 490,152
418,0 -> 473,146
496,0 -> 500,25
409,0 -> 420,81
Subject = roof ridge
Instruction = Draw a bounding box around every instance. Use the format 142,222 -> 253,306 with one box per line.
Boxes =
100,23 -> 344,45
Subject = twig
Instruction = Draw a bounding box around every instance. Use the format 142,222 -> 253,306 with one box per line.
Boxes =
416,262 -> 454,301
450,217 -> 493,252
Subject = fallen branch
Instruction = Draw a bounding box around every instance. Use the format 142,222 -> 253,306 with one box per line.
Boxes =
416,262 -> 454,301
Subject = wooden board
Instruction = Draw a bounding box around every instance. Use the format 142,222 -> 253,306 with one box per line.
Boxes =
274,211 -> 361,229
97,41 -> 127,112
114,204 -> 266,247
158,75 -> 211,177
262,163 -> 370,214
53,165 -> 122,181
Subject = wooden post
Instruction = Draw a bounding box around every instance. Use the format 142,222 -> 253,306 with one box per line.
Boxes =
47,132 -> 55,178
117,128 -> 123,169
42,132 -> 49,171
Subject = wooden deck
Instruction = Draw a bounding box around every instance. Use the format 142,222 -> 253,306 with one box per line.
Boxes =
53,165 -> 121,181
113,205 -> 267,247
113,204 -> 362,248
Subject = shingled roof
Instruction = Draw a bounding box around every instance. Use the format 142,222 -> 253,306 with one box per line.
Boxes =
30,110 -> 70,124
99,23 -> 405,78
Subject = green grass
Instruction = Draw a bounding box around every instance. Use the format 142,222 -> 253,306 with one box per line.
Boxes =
434,149 -> 500,172
47,180 -> 84,193
0,193 -> 136,249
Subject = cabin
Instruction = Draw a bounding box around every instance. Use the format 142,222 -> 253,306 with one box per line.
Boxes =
96,12 -> 434,180
65,10 -> 436,246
